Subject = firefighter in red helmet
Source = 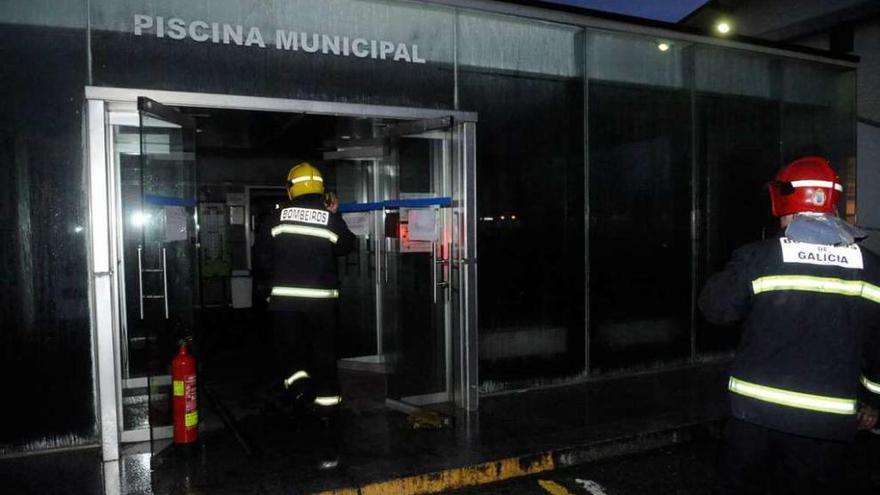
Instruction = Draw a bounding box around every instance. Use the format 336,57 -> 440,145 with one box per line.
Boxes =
700,156 -> 880,493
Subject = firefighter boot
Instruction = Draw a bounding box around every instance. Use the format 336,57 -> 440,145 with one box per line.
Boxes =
315,407 -> 341,470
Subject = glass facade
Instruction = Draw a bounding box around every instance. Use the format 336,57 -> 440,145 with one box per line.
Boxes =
0,3 -> 94,455
458,11 -> 585,390
0,0 -> 857,453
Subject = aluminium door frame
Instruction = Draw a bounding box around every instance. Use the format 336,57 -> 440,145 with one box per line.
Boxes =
86,86 -> 479,464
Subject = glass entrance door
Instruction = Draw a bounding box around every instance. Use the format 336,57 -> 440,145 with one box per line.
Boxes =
108,98 -> 198,449
379,125 -> 455,408
135,98 -> 199,458
328,116 -> 476,411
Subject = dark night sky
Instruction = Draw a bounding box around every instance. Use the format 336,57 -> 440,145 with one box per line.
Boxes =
538,0 -> 709,22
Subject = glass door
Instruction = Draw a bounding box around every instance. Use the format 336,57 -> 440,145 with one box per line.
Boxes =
134,98 -> 199,459
380,125 -> 455,408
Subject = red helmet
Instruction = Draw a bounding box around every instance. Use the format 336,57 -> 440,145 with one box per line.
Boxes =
769,156 -> 842,217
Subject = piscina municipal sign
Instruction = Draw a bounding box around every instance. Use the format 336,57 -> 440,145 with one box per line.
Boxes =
133,15 -> 427,64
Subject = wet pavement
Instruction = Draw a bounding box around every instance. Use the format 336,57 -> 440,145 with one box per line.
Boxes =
452,429 -> 880,494
1,363 -> 731,494
452,434 -> 720,494
0,447 -> 104,495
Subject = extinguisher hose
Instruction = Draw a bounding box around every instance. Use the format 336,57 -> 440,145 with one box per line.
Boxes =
201,382 -> 260,458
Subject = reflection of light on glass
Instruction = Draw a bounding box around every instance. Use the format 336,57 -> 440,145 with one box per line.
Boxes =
480,217 -> 494,222
131,211 -> 152,227
500,215 -> 506,220
73,226 -> 84,233
511,215 -> 517,220
716,21 -> 732,34
657,42 -> 670,52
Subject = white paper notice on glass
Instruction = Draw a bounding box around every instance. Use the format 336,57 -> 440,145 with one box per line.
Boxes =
407,208 -> 437,241
164,206 -> 188,242
342,212 -> 370,237
229,205 -> 245,225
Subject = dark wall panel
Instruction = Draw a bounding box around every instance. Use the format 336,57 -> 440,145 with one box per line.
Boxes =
461,69 -> 585,389
0,23 -> 95,454
695,94 -> 781,354
588,82 -> 692,372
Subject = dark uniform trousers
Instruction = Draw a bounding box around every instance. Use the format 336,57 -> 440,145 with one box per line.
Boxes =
719,419 -> 855,495
273,308 -> 340,399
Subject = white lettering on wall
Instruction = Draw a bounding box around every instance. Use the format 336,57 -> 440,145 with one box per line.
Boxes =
189,21 -> 209,42
245,27 -> 265,48
133,15 -> 153,36
132,14 -> 428,64
166,18 -> 187,40
351,38 -> 369,58
379,40 -> 395,60
223,24 -> 242,45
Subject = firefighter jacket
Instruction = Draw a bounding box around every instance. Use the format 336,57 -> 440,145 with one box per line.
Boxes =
256,194 -> 356,312
699,236 -> 880,441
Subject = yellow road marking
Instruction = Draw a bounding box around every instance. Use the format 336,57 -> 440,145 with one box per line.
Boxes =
315,453 -> 555,495
538,479 -> 575,495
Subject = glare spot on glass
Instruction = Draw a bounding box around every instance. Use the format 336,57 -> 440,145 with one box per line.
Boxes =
131,211 -> 152,227
716,21 -> 732,35
511,215 -> 517,220
500,215 -> 506,220
657,42 -> 670,52
73,226 -> 84,233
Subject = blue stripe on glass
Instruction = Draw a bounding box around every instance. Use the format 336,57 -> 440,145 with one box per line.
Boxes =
144,194 -> 198,207
337,197 -> 452,213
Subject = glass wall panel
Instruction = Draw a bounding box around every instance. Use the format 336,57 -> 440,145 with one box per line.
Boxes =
0,2 -> 96,454
782,63 -> 856,221
458,11 -> 585,391
334,161 -> 377,359
89,0 -> 456,108
588,82 -> 692,372
694,47 -> 782,355
586,31 -> 687,88
586,31 -> 693,373
694,46 -> 777,99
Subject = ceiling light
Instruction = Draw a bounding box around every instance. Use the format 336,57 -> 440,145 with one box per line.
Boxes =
716,21 -> 732,34
657,42 -> 670,52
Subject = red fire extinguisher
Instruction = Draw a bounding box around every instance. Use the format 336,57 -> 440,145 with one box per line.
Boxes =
172,342 -> 198,445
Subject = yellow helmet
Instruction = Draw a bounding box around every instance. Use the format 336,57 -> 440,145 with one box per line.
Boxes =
286,162 -> 324,199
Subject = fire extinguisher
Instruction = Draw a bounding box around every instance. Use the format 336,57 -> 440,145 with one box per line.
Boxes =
172,342 -> 198,446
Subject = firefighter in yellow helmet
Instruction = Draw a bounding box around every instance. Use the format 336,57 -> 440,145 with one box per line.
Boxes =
258,162 -> 355,431
286,162 -> 325,200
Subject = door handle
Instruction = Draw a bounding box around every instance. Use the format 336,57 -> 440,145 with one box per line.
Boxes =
434,243 -> 450,303
432,241 -> 437,303
137,245 -> 145,320
162,247 -> 169,319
